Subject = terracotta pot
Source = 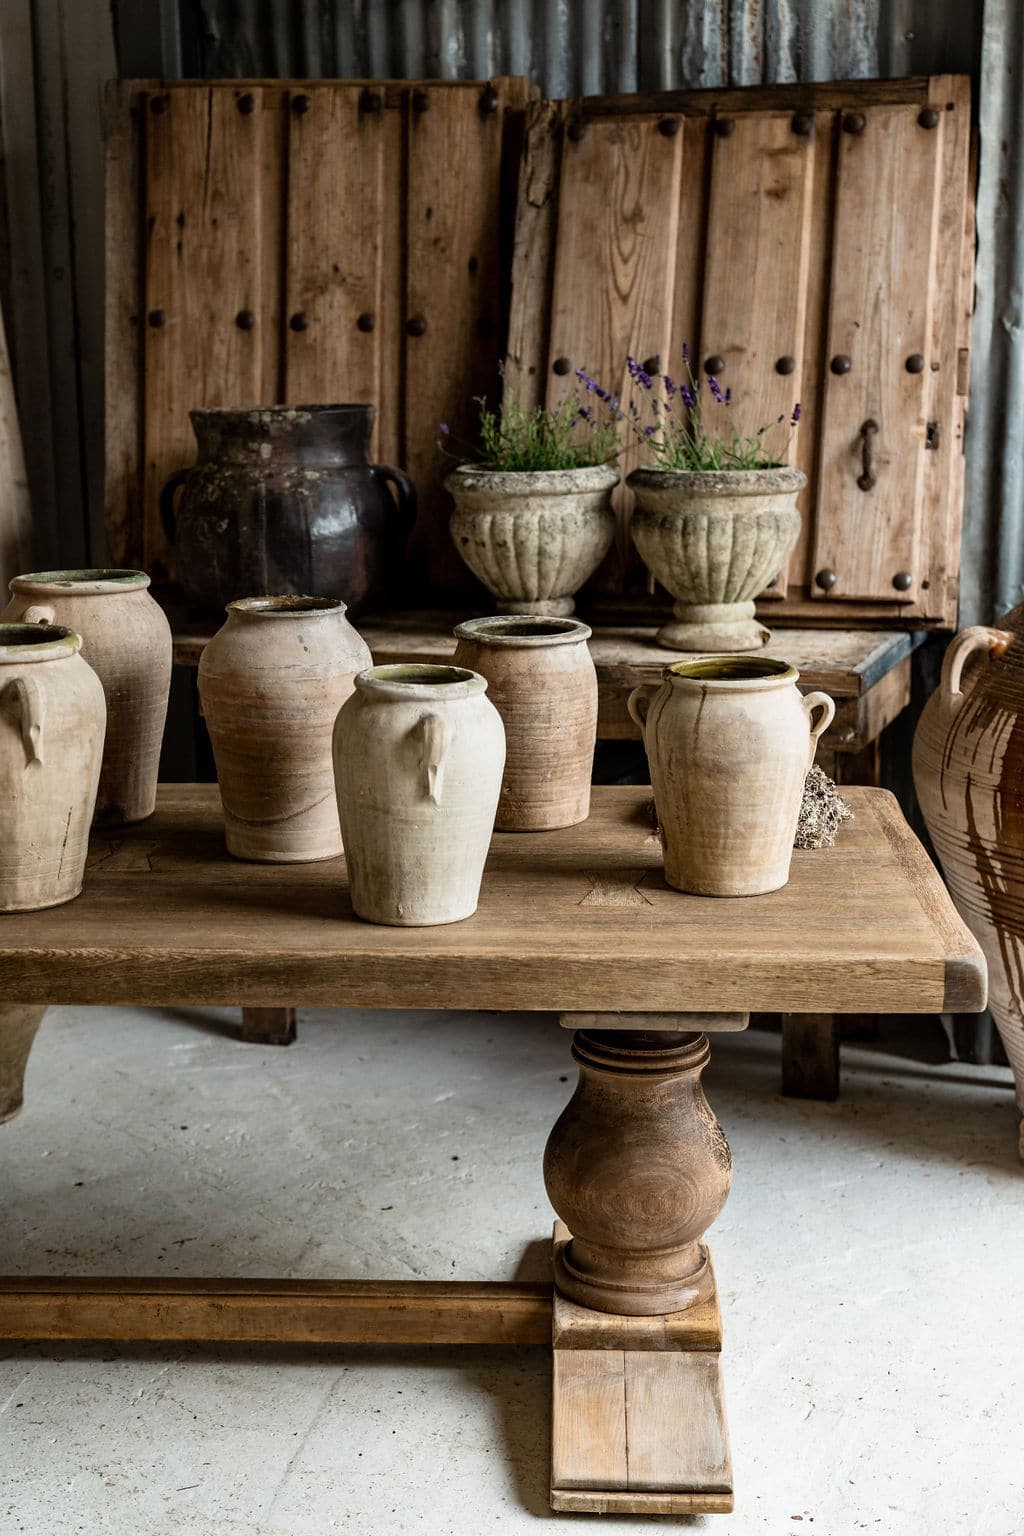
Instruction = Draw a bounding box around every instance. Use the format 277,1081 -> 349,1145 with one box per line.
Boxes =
3,569 -> 171,825
445,464 -> 618,616
333,663 -> 505,925
0,623 -> 106,910
629,656 -> 834,897
161,404 -> 416,616
452,615 -> 596,831
913,617 -> 1024,1148
198,595 -> 372,862
627,466 -> 804,651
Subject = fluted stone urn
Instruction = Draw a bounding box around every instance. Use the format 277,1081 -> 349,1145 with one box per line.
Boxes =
446,464 -> 619,616
627,465 -> 805,651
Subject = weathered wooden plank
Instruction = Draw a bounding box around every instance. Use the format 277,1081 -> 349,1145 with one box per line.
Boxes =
0,297 -> 33,587
104,81 -> 145,569
812,103 -> 941,605
0,1276 -> 552,1344
143,85 -> 265,580
546,116 -> 683,593
283,84 -> 384,420
403,82 -> 507,597
503,98 -> 564,412
699,110 -> 814,596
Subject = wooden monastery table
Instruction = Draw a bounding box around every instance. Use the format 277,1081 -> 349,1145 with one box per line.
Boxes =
0,785 -> 984,1516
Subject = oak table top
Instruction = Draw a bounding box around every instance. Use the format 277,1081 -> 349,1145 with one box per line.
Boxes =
0,784 -> 984,1017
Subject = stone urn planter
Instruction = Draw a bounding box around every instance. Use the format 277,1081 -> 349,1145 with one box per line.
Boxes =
912,616 -> 1024,1153
445,465 -> 618,616
627,466 -> 804,651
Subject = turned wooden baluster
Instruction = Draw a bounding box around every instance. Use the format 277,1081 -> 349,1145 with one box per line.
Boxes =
544,1028 -> 732,1316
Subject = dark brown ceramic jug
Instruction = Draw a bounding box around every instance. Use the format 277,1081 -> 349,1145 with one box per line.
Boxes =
160,404 -> 415,616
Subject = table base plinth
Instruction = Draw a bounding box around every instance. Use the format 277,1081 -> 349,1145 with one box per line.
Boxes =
550,1230 -> 732,1515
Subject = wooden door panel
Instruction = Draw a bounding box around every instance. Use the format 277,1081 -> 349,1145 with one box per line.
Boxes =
546,116 -> 683,593
143,86 -> 266,581
283,85 -> 385,448
812,104 -> 942,605
700,111 -> 815,598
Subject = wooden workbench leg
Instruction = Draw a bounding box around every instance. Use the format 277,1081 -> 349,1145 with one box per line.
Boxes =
0,1006 -> 46,1124
239,1007 -> 297,1046
781,1012 -> 840,1100
543,1025 -> 734,1514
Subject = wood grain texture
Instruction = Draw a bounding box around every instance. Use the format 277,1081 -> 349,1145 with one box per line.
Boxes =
143,86 -> 265,581
503,99 -> 563,411
552,1233 -> 722,1350
0,1277 -> 552,1344
0,299 -> 33,590
812,104 -> 941,606
547,116 -> 682,593
103,81 -> 145,570
700,110 -> 814,600
0,785 -> 983,1014
560,1012 -> 747,1033
283,85 -> 384,423
403,83 -> 507,596
551,1349 -> 732,1506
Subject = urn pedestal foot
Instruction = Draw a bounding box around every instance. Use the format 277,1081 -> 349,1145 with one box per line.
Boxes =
0,1006 -> 46,1123
656,599 -> 770,653
545,1018 -> 737,1514
494,596 -> 575,617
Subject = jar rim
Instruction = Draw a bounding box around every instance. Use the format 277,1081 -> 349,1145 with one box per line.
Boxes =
0,622 -> 82,662
354,663 -> 487,700
10,568 -> 150,595
665,655 -> 799,688
226,595 -> 348,618
453,615 -> 592,647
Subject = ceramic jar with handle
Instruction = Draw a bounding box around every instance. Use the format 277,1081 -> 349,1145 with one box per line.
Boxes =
199,595 -> 372,862
913,617 -> 1024,1150
452,615 -> 596,831
0,622 -> 106,910
161,404 -> 416,616
629,656 -> 835,897
333,663 -> 505,925
3,569 -> 171,825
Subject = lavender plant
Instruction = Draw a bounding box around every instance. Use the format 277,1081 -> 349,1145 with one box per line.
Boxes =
440,389 -> 619,473
576,346 -> 800,472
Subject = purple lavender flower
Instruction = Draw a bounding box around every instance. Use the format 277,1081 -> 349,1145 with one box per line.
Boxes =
663,375 -> 677,397
680,385 -> 697,409
440,422 -> 450,434
791,402 -> 802,425
707,375 -> 725,404
682,341 -> 690,364
644,424 -> 657,437
724,387 -> 732,405
576,406 -> 593,423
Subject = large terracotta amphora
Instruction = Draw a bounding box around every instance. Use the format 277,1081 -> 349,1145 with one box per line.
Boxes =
912,616 -> 1024,1151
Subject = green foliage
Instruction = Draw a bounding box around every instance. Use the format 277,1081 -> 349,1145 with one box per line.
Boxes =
441,393 -> 619,473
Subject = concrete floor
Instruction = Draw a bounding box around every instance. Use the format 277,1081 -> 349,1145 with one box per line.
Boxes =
1,1006 -> 1021,1535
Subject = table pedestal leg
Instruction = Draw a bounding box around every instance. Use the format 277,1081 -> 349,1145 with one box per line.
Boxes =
239,1007 -> 297,1045
544,1025 -> 734,1514
0,1006 -> 46,1124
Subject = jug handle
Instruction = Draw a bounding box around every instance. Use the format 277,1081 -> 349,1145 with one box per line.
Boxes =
370,464 -> 417,537
3,676 -> 45,765
801,691 -> 835,766
941,626 -> 1012,705
22,604 -> 55,625
416,711 -> 450,805
159,468 -> 191,546
627,684 -> 658,735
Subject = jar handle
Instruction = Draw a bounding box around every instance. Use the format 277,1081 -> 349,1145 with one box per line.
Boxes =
159,467 -> 191,546
22,604 -> 55,625
627,684 -> 658,736
3,676 -> 45,765
801,691 -> 835,766
941,626 -> 1011,704
370,463 -> 417,537
416,711 -> 450,805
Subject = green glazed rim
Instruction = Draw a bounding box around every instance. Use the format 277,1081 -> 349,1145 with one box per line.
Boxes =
11,568 -> 150,595
666,655 -> 798,687
0,622 -> 82,662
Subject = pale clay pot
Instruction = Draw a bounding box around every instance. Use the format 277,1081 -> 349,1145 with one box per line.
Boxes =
0,623 -> 106,911
627,466 -> 804,652
3,569 -> 171,824
445,465 -> 619,616
629,656 -> 834,897
199,595 -> 372,863
913,617 -> 1024,1155
452,615 -> 596,831
333,664 -> 505,926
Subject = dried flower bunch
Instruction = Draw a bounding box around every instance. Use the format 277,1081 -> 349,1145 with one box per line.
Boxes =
440,391 -> 618,473
576,346 -> 801,472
